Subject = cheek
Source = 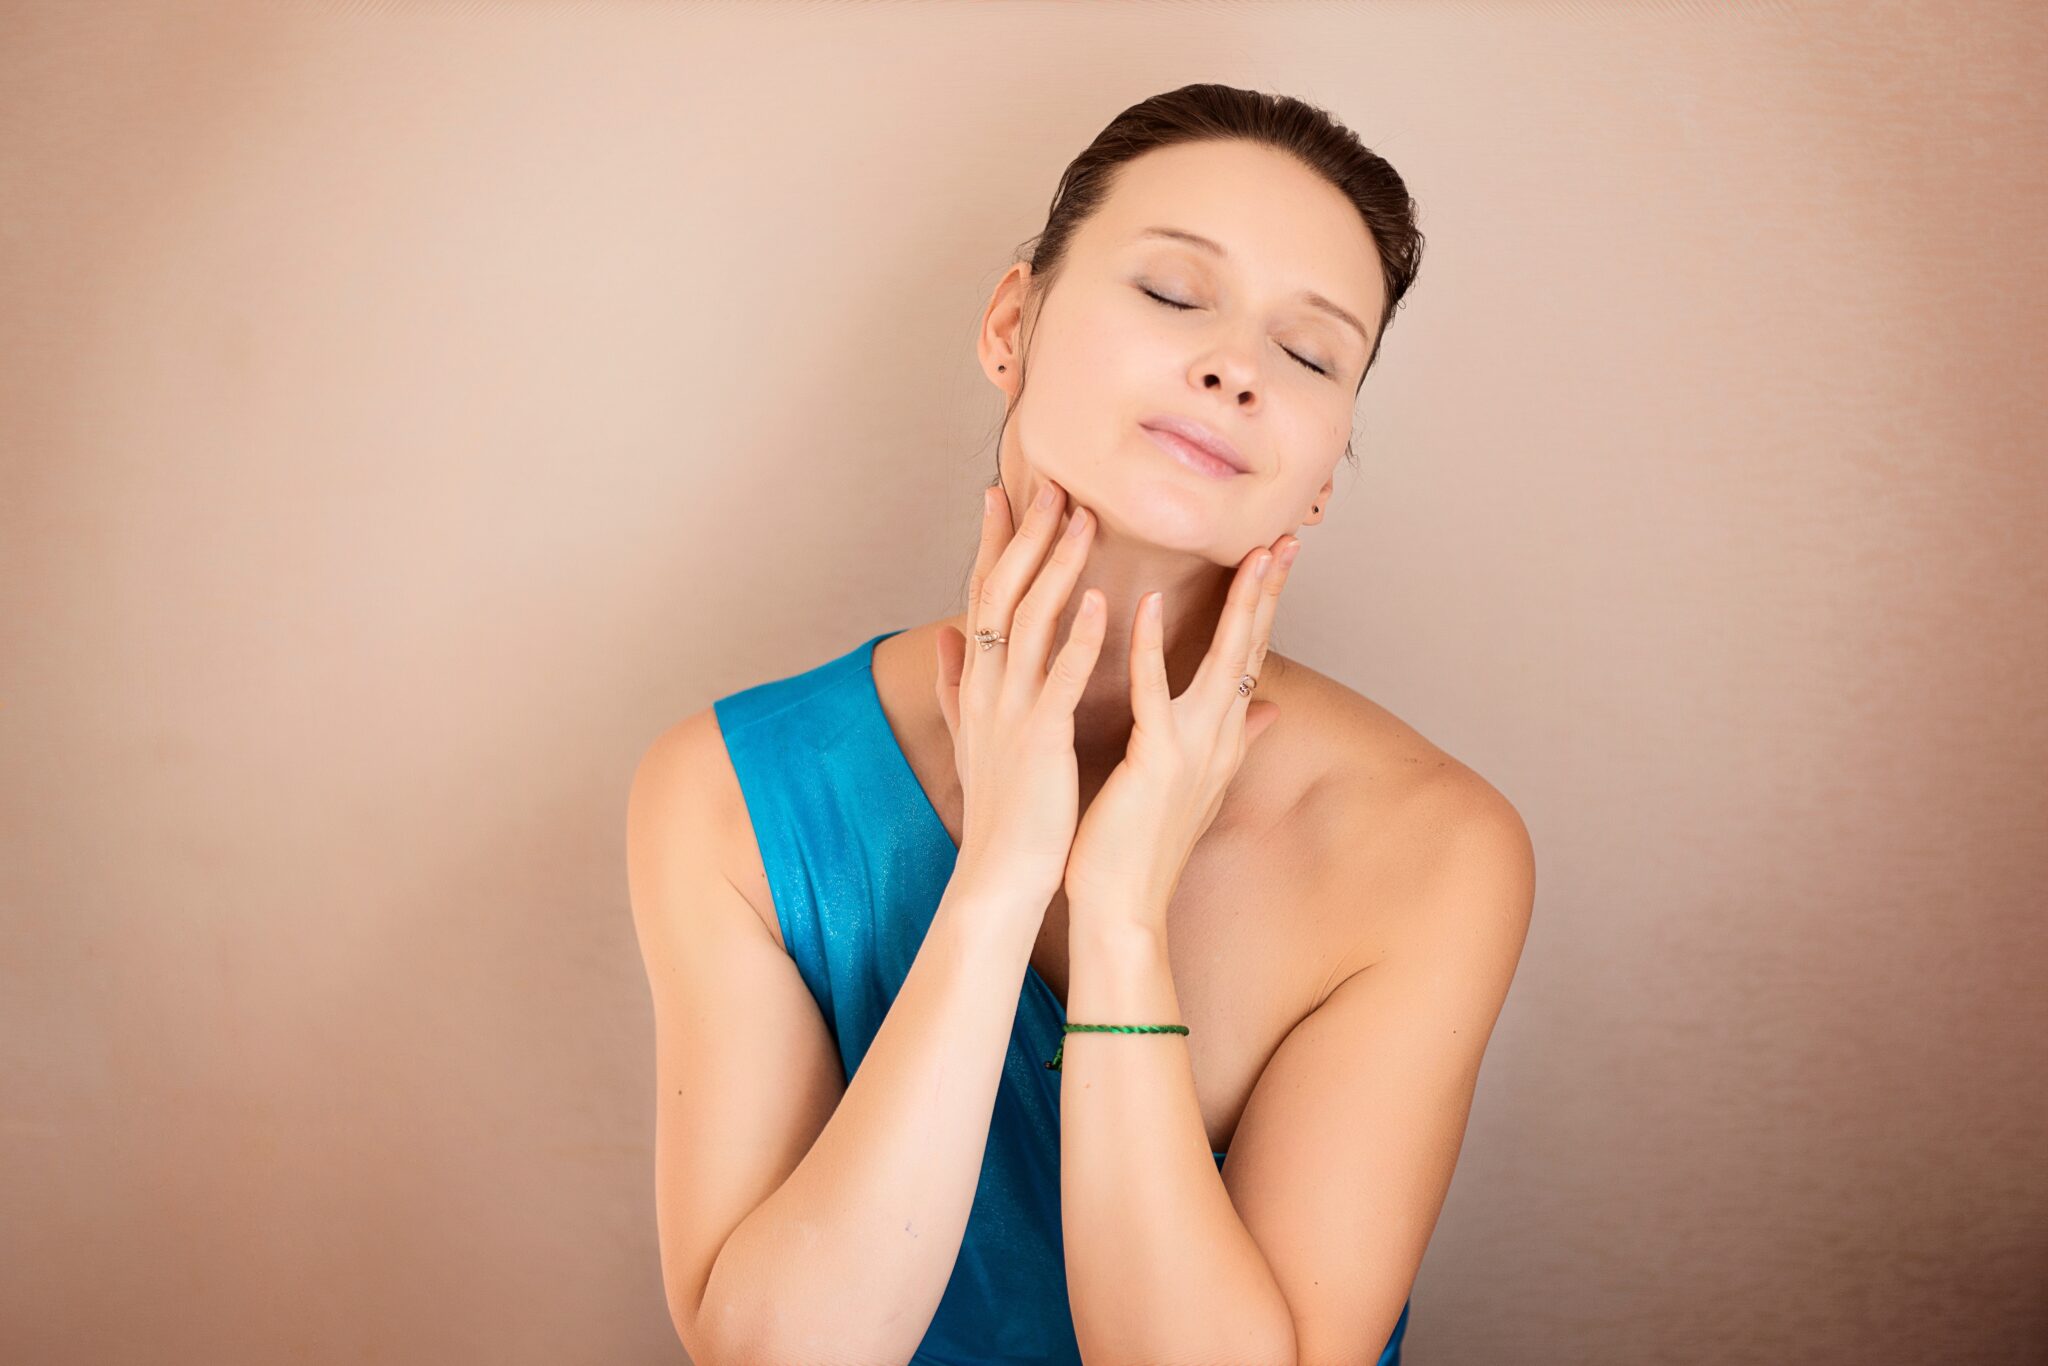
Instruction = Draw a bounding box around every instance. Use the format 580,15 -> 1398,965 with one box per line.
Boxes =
1016,312 -> 1154,443
1051,305 -> 1159,391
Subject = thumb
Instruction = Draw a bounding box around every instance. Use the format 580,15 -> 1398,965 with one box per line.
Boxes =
1245,699 -> 1281,747
934,627 -> 964,737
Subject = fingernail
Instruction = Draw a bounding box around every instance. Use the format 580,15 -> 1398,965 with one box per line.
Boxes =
1035,483 -> 1057,508
1064,507 -> 1089,538
1279,540 -> 1300,566
1255,552 -> 1273,580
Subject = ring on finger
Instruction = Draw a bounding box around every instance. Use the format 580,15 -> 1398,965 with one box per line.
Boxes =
1237,673 -> 1258,697
974,627 -> 1010,652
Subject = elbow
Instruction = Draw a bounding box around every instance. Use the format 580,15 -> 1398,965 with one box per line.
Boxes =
1075,1318 -> 1296,1366
669,1265 -> 763,1366
674,1295 -> 757,1366
683,1290 -> 919,1366
677,1282 -> 781,1366
673,1225 -> 926,1366
665,1284 -> 720,1366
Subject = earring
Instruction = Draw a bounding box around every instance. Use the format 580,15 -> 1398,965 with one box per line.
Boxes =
998,365 -> 1006,371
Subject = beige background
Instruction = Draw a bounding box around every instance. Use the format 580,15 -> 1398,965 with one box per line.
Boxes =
4,1 -> 2044,1362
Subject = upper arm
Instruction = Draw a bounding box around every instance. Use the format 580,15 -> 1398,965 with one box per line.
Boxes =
624,708 -> 847,1357
1225,781 -> 1536,1365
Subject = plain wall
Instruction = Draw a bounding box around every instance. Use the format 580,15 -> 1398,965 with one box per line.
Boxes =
3,1 -> 2043,1362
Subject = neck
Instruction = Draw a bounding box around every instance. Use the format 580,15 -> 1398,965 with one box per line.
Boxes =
939,525 -> 1248,786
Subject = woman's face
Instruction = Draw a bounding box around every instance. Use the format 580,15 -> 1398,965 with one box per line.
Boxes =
989,138 -> 1384,561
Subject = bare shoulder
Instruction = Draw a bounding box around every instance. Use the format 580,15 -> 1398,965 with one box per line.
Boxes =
1265,650 -> 1535,989
628,707 -> 786,953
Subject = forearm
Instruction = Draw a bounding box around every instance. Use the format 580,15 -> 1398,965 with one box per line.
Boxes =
1058,917 -> 1298,1366
695,876 -> 1043,1366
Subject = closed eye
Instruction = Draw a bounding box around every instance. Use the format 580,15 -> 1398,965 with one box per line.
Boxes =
1140,286 -> 1331,378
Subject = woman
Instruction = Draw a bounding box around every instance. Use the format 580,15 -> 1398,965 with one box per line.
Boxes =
628,83 -> 1534,1366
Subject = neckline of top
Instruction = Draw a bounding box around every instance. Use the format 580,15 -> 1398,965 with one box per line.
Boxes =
855,628 -> 1228,1163
857,630 -> 1065,1024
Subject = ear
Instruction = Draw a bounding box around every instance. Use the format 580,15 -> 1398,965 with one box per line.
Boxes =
978,261 -> 1032,392
1302,473 -> 1335,526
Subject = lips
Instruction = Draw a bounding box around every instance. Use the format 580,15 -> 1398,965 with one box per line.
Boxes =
1138,415 -> 1250,474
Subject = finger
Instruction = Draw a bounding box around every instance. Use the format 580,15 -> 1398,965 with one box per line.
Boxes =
1129,589 -> 1173,735
1005,502 -> 1095,698
971,480 -> 1069,692
962,484 -> 1013,691
1191,546 -> 1274,717
1235,537 -> 1297,711
934,624 -> 963,740
1243,697 -> 1282,749
1039,587 -> 1107,720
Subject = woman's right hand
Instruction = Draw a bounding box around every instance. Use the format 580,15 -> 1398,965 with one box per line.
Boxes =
934,477 -> 1105,913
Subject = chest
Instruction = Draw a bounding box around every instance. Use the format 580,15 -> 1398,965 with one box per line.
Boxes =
1019,806 -> 1357,1154
730,754 -> 1368,1156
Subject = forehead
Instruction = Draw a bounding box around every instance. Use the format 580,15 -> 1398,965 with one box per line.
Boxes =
1078,139 -> 1385,321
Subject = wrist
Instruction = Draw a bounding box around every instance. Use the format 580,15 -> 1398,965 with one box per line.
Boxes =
1068,909 -> 1168,959
937,869 -> 1050,953
1065,887 -> 1171,939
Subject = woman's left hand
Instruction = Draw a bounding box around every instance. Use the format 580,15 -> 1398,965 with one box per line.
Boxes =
1062,534 -> 1300,930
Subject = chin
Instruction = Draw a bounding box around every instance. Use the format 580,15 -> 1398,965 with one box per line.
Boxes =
1085,463 -> 1233,550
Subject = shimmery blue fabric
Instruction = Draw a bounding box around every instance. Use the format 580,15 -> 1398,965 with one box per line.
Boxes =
711,627 -> 1410,1365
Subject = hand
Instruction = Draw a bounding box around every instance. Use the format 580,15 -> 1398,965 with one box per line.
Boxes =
1061,535 -> 1299,928
934,478 -> 1106,916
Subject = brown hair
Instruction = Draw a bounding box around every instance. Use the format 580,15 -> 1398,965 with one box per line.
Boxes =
998,82 -> 1425,471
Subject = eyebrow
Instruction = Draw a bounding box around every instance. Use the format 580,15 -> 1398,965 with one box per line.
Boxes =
1135,225 -> 1373,351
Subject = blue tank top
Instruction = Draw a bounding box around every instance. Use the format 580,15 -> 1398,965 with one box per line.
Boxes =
712,627 -> 1411,1365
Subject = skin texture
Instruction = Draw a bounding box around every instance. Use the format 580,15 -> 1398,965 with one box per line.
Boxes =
907,138 -> 1532,1362
633,133 -> 1532,1366
963,137 -> 1387,789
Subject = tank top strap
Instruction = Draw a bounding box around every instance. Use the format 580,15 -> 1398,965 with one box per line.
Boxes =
710,629 -> 956,1079
707,628 -> 1406,1362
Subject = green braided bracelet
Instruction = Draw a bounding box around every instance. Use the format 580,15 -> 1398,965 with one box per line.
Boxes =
1044,1023 -> 1190,1072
